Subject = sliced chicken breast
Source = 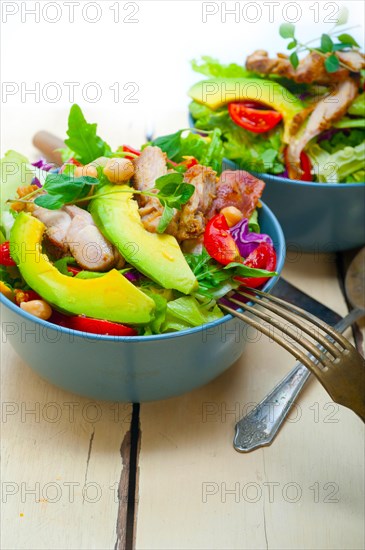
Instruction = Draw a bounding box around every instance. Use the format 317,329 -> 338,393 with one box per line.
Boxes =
286,79 -> 358,179
177,164 -> 217,241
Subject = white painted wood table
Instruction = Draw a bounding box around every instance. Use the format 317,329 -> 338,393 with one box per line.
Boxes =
1,110 -> 364,550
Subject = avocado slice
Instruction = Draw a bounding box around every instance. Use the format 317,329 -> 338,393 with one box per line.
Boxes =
189,78 -> 304,142
90,185 -> 198,295
10,212 -> 155,324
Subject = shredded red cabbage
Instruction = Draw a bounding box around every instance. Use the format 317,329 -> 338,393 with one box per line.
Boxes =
32,158 -> 55,171
230,218 -> 273,258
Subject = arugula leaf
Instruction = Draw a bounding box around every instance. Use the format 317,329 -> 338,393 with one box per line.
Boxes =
65,104 -> 111,165
53,257 -> 77,276
150,129 -> 224,174
34,173 -> 98,210
224,262 -> 277,278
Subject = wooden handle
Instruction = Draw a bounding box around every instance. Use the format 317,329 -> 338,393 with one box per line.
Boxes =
32,131 -> 66,165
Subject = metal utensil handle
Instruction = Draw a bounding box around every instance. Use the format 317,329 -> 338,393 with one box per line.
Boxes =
234,307 -> 364,452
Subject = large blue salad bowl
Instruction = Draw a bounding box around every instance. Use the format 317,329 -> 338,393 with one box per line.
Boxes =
1,202 -> 285,402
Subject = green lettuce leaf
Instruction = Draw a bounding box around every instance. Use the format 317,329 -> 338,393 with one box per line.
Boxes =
191,56 -> 255,79
189,102 -> 284,174
307,141 -> 365,183
347,93 -> 365,117
0,150 -> 35,238
162,296 -> 223,332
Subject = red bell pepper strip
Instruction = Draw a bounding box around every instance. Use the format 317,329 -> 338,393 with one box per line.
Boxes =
235,243 -> 277,288
0,242 -> 16,266
67,265 -> 82,277
204,214 -> 241,265
228,101 -> 283,134
122,145 -> 141,160
53,314 -> 138,336
284,147 -> 312,181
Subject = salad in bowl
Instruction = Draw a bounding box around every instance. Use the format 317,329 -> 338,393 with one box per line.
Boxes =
1,105 -> 281,339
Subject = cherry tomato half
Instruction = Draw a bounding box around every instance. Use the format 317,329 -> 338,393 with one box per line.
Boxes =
53,314 -> 138,336
235,243 -> 277,288
0,242 -> 16,266
284,147 -> 312,182
204,214 -> 241,265
228,101 -> 283,134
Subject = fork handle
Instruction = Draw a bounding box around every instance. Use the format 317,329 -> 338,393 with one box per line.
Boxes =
234,308 -> 364,452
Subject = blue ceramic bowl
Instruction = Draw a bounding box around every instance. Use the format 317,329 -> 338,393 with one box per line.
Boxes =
190,114 -> 365,252
1,201 -> 285,402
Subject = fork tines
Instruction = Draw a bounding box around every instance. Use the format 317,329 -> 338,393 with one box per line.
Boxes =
220,287 -> 353,373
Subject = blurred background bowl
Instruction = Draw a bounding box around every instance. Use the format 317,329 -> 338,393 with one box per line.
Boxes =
0,201 -> 285,403
224,159 -> 365,253
189,113 -> 365,253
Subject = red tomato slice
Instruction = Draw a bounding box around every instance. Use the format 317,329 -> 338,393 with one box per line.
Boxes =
204,214 -> 241,265
0,242 -> 16,266
228,101 -> 283,133
235,243 -> 277,288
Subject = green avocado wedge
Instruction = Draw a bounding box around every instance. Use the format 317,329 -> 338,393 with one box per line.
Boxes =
188,78 -> 304,142
10,212 -> 155,324
90,185 -> 198,294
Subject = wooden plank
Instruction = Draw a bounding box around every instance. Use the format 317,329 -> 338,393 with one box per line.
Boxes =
0,338 -> 132,549
135,252 -> 364,550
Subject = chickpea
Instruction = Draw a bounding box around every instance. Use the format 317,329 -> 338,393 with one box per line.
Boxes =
103,158 -> 135,184
20,299 -> 53,321
74,165 -> 98,179
220,206 -> 244,228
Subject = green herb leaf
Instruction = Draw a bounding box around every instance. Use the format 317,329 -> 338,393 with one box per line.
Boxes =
335,6 -> 348,26
287,40 -> 297,50
337,33 -> 360,47
320,34 -> 333,53
332,42 -> 354,51
34,172 -> 99,210
279,23 -> 295,39
157,204 -> 174,234
324,54 -> 340,73
64,104 -> 111,165
289,51 -> 299,69
151,130 -> 183,160
155,172 -> 184,191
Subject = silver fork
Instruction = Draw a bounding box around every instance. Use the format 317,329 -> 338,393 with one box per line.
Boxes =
220,287 -> 365,427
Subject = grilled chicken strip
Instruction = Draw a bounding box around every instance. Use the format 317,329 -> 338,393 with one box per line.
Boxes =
64,206 -> 124,271
208,171 -> 265,220
32,207 -> 72,253
33,204 -> 123,271
132,146 -> 180,235
177,164 -> 217,241
286,79 -> 358,179
246,49 -> 364,85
